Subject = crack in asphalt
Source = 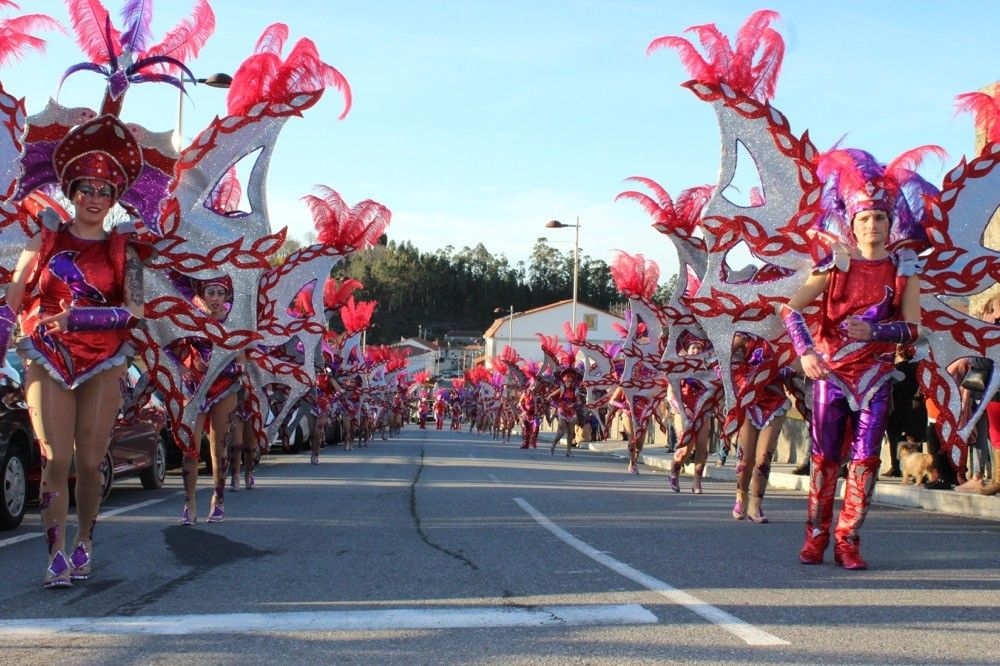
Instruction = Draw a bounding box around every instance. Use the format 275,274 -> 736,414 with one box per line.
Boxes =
409,444 -> 478,571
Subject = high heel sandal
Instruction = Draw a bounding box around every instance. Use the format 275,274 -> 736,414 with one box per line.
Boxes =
732,499 -> 746,520
747,507 -> 769,524
245,474 -> 255,489
229,476 -> 241,492
44,551 -> 73,589
69,542 -> 92,580
207,497 -> 224,523
181,504 -> 197,526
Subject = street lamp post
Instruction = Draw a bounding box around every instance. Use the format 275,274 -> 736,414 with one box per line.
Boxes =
174,73 -> 233,152
493,305 -> 514,352
545,217 -> 581,328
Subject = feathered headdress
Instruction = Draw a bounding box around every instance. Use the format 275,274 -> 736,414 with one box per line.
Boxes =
955,84 -> 1000,152
609,252 -> 659,299
226,23 -> 351,120
62,0 -> 213,112
815,146 -> 945,251
616,179 -> 712,238
301,185 -> 390,253
647,9 -> 784,103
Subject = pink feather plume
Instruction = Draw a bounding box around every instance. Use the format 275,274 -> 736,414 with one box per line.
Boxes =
610,252 -> 660,300
0,12 -> 63,66
142,0 -> 215,72
648,9 -> 784,102
302,185 -> 391,253
66,0 -> 121,64
227,23 -> 352,120
884,145 -> 948,178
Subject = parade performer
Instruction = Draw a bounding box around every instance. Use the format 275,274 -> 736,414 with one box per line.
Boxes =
230,382 -> 257,488
170,279 -> 245,524
518,380 -> 541,449
547,366 -> 584,456
418,389 -> 430,429
730,333 -> 792,520
0,1 -> 216,587
786,147 -> 935,569
433,389 -> 447,430
450,380 -> 465,430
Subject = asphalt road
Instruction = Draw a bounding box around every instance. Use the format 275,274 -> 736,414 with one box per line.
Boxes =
0,427 -> 997,665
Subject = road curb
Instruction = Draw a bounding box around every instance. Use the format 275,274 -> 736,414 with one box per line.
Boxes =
537,434 -> 1000,522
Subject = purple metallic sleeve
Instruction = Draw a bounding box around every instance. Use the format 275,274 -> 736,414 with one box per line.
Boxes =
868,320 -> 918,344
780,304 -> 815,356
66,307 -> 137,332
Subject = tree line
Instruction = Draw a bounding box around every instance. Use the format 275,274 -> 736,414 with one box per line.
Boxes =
325,237 -> 632,344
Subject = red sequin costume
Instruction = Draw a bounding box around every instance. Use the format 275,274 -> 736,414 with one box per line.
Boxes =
18,221 -> 131,389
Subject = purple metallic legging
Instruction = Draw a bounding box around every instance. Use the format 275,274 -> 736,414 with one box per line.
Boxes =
811,379 -> 891,462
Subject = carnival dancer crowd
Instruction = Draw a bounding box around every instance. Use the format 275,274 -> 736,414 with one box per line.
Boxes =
1,2 -> 998,591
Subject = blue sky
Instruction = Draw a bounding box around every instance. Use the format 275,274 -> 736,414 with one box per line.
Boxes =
6,1 -> 999,279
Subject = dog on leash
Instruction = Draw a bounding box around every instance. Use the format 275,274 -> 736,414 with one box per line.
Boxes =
899,442 -> 935,485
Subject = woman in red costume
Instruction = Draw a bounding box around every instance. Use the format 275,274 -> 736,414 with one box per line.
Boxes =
228,382 -> 257,490
518,381 -> 540,449
433,391 -> 447,430
8,122 -> 145,588
783,147 -> 935,569
547,367 -> 584,456
172,280 -> 244,525
730,334 -> 801,522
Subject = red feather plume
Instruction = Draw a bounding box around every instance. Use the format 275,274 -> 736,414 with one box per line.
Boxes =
956,88 -> 1000,146
0,13 -> 63,66
323,277 -> 363,310
339,296 -> 376,334
142,0 -> 215,73
302,185 -> 391,253
227,24 -> 351,120
648,9 -> 783,102
884,145 -> 948,179
66,0 -> 121,64
562,321 -> 587,345
609,252 -> 660,299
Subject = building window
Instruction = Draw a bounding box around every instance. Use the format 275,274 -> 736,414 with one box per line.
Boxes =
583,314 -> 597,330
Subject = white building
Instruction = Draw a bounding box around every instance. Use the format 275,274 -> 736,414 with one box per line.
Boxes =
483,299 -> 626,363
391,337 -> 440,376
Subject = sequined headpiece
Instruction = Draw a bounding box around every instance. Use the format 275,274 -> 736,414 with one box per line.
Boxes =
815,146 -> 944,251
53,115 -> 142,198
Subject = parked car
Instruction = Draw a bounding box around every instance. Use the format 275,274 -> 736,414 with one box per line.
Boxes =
0,353 -> 172,530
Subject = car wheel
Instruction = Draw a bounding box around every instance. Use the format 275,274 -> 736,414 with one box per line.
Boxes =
99,450 -> 114,501
140,434 -> 168,490
0,446 -> 27,530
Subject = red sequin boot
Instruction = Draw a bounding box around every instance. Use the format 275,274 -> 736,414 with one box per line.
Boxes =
799,455 -> 841,565
833,456 -> 879,570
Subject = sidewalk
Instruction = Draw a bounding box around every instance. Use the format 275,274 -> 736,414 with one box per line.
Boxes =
542,434 -> 1000,522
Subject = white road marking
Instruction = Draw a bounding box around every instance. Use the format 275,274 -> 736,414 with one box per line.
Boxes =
514,497 -> 789,647
0,604 -> 658,636
0,492 -> 181,550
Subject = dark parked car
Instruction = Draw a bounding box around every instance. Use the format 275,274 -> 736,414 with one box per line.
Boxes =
0,353 -> 172,530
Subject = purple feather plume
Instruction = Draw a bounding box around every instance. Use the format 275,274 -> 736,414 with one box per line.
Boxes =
120,0 -> 154,53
